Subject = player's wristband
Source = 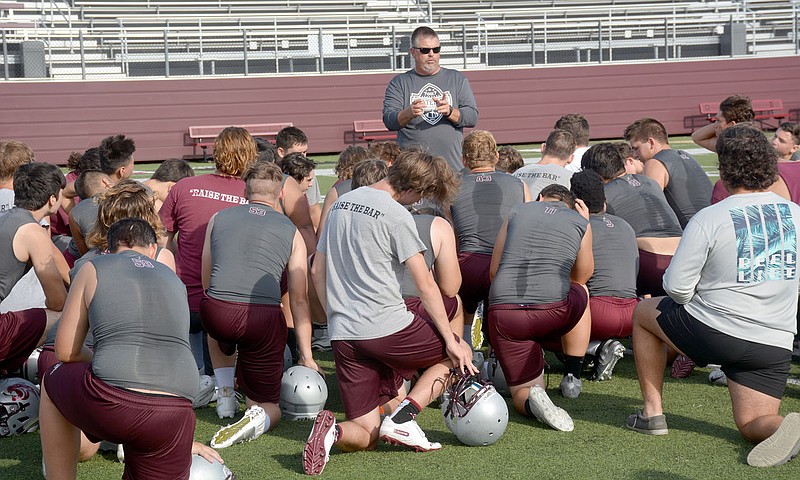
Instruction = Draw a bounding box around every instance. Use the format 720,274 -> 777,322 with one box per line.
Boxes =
447,105 -> 454,117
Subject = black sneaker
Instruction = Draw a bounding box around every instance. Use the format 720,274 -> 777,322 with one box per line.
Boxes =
626,411 -> 668,435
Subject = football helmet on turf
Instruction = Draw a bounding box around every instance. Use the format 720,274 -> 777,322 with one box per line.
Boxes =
189,454 -> 236,479
482,350 -> 510,397
15,347 -> 41,385
279,365 -> 328,420
0,378 -> 40,436
441,371 -> 508,446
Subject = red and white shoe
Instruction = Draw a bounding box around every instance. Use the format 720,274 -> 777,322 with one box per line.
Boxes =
379,416 -> 442,452
303,410 -> 336,475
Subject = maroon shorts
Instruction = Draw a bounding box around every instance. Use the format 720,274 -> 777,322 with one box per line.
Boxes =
403,294 -> 459,323
0,309 -> 46,375
457,251 -> 492,314
200,295 -> 287,404
38,345 -> 58,382
332,314 -> 450,419
487,283 -> 588,387
589,296 -> 639,340
43,362 -> 194,480
637,249 -> 672,297
62,248 -> 78,269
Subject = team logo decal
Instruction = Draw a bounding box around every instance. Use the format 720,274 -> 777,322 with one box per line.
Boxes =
410,83 -> 453,125
544,206 -> 558,215
475,174 -> 493,183
132,257 -> 155,269
249,206 -> 267,217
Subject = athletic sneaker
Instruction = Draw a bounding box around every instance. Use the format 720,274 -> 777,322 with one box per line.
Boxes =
708,368 -> 728,386
471,301 -> 485,349
303,410 -> 337,475
193,374 -> 216,408
216,387 -> 240,419
559,373 -> 582,399
626,411 -> 669,435
526,385 -> 574,432
670,354 -> 695,378
211,405 -> 267,449
117,444 -> 125,463
379,416 -> 442,451
593,340 -> 625,381
747,412 -> 800,467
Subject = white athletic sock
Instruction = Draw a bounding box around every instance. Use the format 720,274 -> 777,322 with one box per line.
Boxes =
261,413 -> 272,434
214,367 -> 235,390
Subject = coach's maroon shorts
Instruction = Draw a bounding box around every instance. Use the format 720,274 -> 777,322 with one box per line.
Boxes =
43,362 -> 194,480
457,251 -> 492,314
487,283 -> 588,387
637,249 -> 672,297
0,309 -> 46,375
589,296 -> 639,340
201,295 -> 287,404
403,294 -> 459,323
332,314 -> 452,419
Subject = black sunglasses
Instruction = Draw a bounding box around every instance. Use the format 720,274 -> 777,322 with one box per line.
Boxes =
413,46 -> 441,54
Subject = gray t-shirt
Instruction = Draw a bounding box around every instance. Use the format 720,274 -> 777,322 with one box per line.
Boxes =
333,179 -> 353,197
207,203 -> 296,305
317,186 -> 425,340
451,171 -> 525,255
513,163 -> 573,200
587,213 -> 639,298
490,201 -> 588,305
383,67 -> 479,173
66,196 -> 99,258
307,176 -> 322,206
89,250 -> 198,400
664,192 -> 800,350
605,174 -> 683,238
401,213 -> 436,299
0,208 -> 36,301
0,189 -> 14,216
652,149 -> 712,228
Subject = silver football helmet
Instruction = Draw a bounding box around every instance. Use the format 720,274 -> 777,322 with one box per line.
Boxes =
279,365 -> 328,420
441,372 -> 508,446
0,378 -> 40,436
482,349 -> 511,397
189,454 -> 236,480
15,347 -> 41,385
283,344 -> 293,372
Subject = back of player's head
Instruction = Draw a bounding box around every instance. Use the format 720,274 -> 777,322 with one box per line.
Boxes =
243,160 -> 284,199
279,153 -> 316,183
717,125 -> 778,191
352,159 -> 389,189
387,150 -> 459,205
99,135 -> 136,175
614,142 -> 634,160
79,147 -> 102,172
74,169 -> 110,199
89,180 -> 162,251
778,122 -> 800,146
570,170 -> 605,214
369,141 -> 401,165
719,94 -> 754,123
623,118 -> 669,145
538,184 -> 575,209
496,146 -> 524,174
582,143 -> 625,181
66,151 -> 83,172
0,140 -> 34,181
107,218 -> 158,252
462,130 -> 497,169
276,126 -> 308,152
411,26 -> 438,47
335,145 -> 372,180
554,113 -> 590,146
150,159 -> 195,183
13,162 -> 66,210
254,137 -> 279,163
213,127 -> 257,177
542,129 -> 577,160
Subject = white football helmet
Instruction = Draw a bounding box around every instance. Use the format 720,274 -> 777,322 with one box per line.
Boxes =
189,454 -> 236,480
441,372 -> 508,446
0,378 -> 40,436
482,349 -> 511,397
279,365 -> 327,420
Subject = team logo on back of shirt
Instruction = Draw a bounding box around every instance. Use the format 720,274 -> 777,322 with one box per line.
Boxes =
730,203 -> 797,283
132,257 -> 155,269
410,83 -> 453,125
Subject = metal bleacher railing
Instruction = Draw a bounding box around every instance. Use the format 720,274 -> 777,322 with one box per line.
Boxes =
1,0 -> 798,80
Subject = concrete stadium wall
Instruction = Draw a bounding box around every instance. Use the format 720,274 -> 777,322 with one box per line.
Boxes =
1,55 -> 798,165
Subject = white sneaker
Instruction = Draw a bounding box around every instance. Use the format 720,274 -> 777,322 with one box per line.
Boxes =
379,415 -> 442,452
193,375 -> 216,408
527,385 -> 574,432
471,301 -> 485,349
117,444 -> 125,463
709,368 -> 728,386
303,410 -> 337,475
215,387 -> 240,419
210,405 -> 267,449
747,412 -> 800,467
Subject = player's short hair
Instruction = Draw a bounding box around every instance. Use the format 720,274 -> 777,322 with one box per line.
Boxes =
411,26 -> 438,47
79,147 -> 102,172
99,135 -> 136,175
279,153 -> 317,183
623,118 -> 669,145
74,170 -> 109,199
150,159 -> 194,183
462,130 -> 497,170
352,159 -> 389,189
369,141 -> 401,165
335,145 -> 373,180
276,126 -> 308,152
539,184 -> 575,209
778,122 -> 800,146
254,137 -> 279,163
543,129 -> 577,160
719,95 -> 755,124
614,142 -> 634,160
570,170 -> 605,214
554,113 -> 590,146
66,151 -> 83,172
717,125 -> 778,191
108,218 -> 158,252
213,127 -> 257,177
496,146 -> 524,174
582,143 -> 625,181
243,160 -> 284,199
0,140 -> 34,181
13,162 -> 66,210
387,150 -> 459,205
88,180 -> 163,252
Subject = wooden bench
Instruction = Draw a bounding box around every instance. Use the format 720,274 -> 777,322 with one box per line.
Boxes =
698,98 -> 786,128
187,122 -> 292,161
352,119 -> 396,145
